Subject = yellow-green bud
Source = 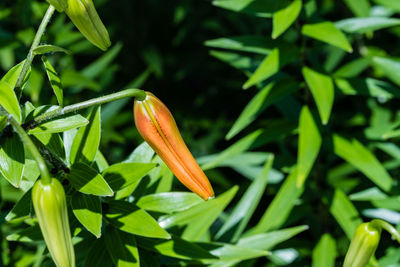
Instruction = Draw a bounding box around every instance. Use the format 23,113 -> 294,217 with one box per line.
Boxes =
343,222 -> 381,267
46,0 -> 68,12
32,178 -> 75,267
65,0 -> 111,51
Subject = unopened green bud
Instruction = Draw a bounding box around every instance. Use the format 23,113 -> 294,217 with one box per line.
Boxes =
46,0 -> 68,12
32,178 -> 75,267
65,0 -> 111,51
343,222 -> 381,267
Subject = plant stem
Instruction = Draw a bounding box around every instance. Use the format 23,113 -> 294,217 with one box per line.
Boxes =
8,115 -> 51,184
15,5 -> 55,98
26,88 -> 146,128
371,219 -> 400,244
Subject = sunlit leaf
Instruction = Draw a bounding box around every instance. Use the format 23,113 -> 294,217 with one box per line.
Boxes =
302,22 -> 352,52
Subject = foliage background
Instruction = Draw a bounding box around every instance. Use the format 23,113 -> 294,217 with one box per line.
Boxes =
2,0 -> 400,266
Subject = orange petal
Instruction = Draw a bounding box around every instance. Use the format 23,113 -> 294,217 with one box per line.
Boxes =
134,92 -> 214,200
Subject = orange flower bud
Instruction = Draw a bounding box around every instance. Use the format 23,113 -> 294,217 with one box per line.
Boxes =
134,92 -> 214,200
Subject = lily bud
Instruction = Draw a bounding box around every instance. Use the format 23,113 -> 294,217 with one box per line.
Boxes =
134,92 -> 214,200
46,0 -> 68,12
32,178 -> 75,267
343,222 -> 381,267
65,0 -> 111,51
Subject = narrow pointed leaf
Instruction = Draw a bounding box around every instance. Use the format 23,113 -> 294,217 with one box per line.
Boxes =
42,56 -> 64,107
336,17 -> 400,34
226,84 -> 273,140
330,189 -> 362,239
28,114 -> 88,134
0,131 -> 24,187
106,201 -> 170,239
72,193 -> 102,238
297,106 -> 321,187
137,192 -> 203,214
0,81 -> 21,123
102,162 -> 156,191
272,0 -> 302,39
34,45 -> 70,55
105,227 -> 139,267
302,67 -> 334,125
216,155 -> 274,241
202,130 -> 263,170
302,22 -> 352,52
6,189 -> 32,221
238,225 -> 309,250
333,134 -> 393,191
247,168 -> 303,235
312,234 -> 337,267
158,187 -> 238,241
136,235 -> 216,260
70,106 -> 101,164
243,48 -> 279,89
68,163 -> 113,196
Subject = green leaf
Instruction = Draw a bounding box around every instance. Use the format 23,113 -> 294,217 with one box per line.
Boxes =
6,189 -> 32,221
212,0 -> 275,18
272,0 -> 302,39
330,189 -> 362,239
247,168 -> 304,235
372,0 -> 400,12
336,17 -> 400,34
71,193 -> 102,238
333,134 -> 393,192
0,81 -> 21,123
200,242 -> 270,264
136,192 -> 203,214
106,201 -> 170,239
158,186 -> 238,241
312,234 -> 336,267
33,45 -> 70,55
205,36 -> 273,54
1,60 -> 30,90
102,162 -> 157,191
302,67 -> 334,125
342,0 -> 370,17
372,56 -> 400,87
42,56 -> 63,107
297,106 -> 321,187
82,43 -> 123,79
202,130 -> 263,170
238,225 -> 309,250
0,131 -> 24,187
210,50 -> 254,71
302,22 -> 352,52
0,115 -> 7,132
216,155 -> 274,242
226,84 -> 273,140
68,163 -> 113,196
33,132 -> 65,159
28,114 -> 89,134
333,58 -> 370,78
85,239 -> 113,267
335,78 -> 400,100
70,106 -> 101,164
105,228 -> 139,267
6,225 -> 43,243
137,235 -> 216,260
243,48 -> 279,89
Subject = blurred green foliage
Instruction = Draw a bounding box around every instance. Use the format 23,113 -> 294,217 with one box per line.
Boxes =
2,0 -> 400,266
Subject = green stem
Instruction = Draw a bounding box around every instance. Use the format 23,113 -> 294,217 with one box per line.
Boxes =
8,115 -> 51,184
15,5 -> 55,98
370,219 -> 400,244
26,88 -> 146,128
